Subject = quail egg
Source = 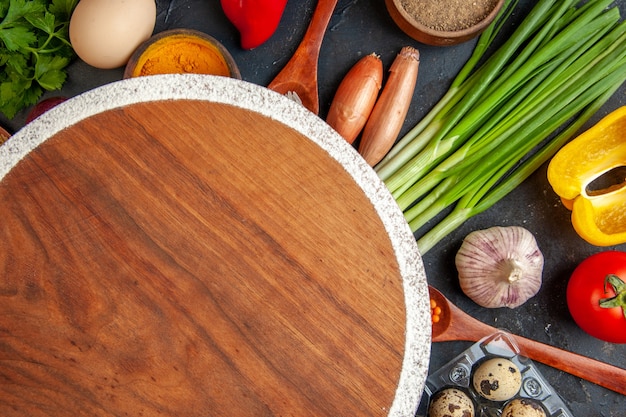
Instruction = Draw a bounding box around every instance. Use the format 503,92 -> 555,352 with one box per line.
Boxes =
502,398 -> 547,417
472,357 -> 522,401
428,388 -> 475,417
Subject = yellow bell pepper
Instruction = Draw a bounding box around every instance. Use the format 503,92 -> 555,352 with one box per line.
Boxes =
547,106 -> 626,246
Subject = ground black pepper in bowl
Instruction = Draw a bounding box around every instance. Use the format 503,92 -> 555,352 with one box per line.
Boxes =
400,0 -> 500,32
385,0 -> 505,46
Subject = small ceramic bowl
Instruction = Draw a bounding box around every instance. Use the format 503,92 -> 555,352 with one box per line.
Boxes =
385,0 -> 505,46
124,29 -> 241,79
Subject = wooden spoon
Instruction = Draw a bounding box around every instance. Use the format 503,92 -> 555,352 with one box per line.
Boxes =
429,286 -> 626,395
0,126 -> 10,144
267,0 -> 339,115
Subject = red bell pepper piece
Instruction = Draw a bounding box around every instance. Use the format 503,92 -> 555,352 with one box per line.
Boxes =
220,0 -> 288,50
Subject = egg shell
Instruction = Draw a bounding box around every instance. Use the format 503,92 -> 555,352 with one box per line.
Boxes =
502,398 -> 548,417
472,357 -> 522,401
428,388 -> 475,417
70,0 -> 157,69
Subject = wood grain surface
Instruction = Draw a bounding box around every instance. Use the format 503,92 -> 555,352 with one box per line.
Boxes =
0,100 -> 407,416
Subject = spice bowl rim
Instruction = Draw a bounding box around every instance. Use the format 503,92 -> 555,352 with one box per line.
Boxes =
123,28 -> 242,79
385,0 -> 506,46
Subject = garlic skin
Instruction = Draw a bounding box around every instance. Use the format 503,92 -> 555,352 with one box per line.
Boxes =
455,226 -> 544,308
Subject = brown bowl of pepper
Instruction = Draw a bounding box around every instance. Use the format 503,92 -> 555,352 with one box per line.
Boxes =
124,28 -> 241,79
385,0 -> 505,46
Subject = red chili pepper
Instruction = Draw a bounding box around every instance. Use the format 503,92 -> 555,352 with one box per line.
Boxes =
220,0 -> 288,50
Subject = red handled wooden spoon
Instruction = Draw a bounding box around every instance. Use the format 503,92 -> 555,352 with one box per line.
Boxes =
429,286 -> 626,395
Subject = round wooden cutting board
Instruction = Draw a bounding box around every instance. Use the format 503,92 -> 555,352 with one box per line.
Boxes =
0,75 -> 430,416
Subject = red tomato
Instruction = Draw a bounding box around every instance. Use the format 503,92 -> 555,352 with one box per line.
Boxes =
567,251 -> 626,343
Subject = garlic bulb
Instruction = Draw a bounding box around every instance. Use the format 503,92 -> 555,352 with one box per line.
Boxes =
455,226 -> 544,308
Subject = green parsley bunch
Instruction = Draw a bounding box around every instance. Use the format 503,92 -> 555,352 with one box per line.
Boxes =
0,0 -> 78,119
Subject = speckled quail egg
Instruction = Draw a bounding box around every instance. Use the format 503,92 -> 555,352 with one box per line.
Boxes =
472,357 -> 522,401
502,398 -> 547,417
428,388 -> 475,417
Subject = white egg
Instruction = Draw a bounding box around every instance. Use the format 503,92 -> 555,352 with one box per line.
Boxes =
70,0 -> 157,69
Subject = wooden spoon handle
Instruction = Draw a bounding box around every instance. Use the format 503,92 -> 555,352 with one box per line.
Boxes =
510,333 -> 626,395
299,0 -> 340,58
267,0 -> 339,114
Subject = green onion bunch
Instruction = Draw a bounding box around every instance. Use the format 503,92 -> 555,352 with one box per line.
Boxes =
376,0 -> 626,254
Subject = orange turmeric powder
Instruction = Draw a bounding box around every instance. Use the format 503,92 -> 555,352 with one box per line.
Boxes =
131,33 -> 233,77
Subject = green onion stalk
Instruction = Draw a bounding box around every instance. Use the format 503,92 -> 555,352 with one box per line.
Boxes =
375,0 -> 626,254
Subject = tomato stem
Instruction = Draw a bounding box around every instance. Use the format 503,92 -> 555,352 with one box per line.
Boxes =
599,274 -> 626,319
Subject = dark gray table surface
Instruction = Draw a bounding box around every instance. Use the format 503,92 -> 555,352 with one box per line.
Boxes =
2,0 -> 625,415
